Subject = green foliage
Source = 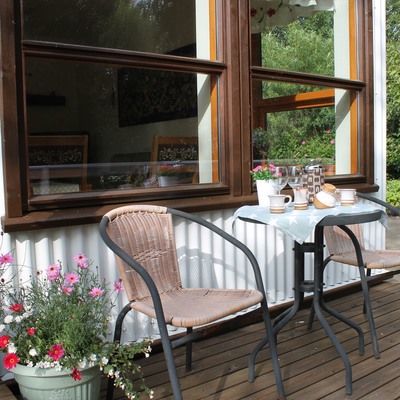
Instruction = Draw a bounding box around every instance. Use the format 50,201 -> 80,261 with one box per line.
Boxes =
387,131 -> 400,179
386,179 -> 400,208
253,12 -> 336,163
387,0 -> 400,177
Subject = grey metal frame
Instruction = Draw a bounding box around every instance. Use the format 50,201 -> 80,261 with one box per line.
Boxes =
99,207 -> 285,400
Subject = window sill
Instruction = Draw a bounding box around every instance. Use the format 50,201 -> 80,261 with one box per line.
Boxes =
2,183 -> 380,233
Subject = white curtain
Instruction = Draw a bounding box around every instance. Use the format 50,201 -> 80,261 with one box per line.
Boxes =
251,0 -> 335,32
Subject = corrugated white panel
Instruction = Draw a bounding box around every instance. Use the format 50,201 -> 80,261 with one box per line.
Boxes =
4,202 -> 387,341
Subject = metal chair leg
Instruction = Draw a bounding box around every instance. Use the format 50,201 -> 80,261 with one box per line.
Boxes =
359,267 -> 380,358
185,327 -> 193,372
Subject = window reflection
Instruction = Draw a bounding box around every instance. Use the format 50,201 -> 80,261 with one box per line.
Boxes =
26,59 -> 219,194
23,0 -> 215,60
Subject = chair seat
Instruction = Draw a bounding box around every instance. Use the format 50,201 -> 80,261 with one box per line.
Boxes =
331,249 -> 400,269
131,288 -> 264,327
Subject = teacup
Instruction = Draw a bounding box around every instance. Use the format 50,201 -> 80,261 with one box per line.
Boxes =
338,188 -> 357,205
269,194 -> 292,214
293,187 -> 308,210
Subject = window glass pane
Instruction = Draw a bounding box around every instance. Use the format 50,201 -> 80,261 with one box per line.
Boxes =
26,59 -> 219,195
251,0 -> 348,79
252,83 -> 356,176
23,0 -> 216,60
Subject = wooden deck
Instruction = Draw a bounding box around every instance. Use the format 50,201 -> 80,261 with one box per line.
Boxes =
2,277 -> 400,400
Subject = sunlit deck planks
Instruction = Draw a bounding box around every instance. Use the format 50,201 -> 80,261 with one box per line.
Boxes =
2,278 -> 400,400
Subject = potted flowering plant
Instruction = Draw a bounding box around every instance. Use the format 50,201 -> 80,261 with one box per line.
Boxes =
250,163 -> 276,181
157,163 -> 189,186
250,164 -> 278,207
0,246 -> 153,400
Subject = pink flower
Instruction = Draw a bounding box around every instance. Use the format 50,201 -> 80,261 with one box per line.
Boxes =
46,263 -> 61,281
0,335 -> 10,349
4,353 -> 19,370
71,367 -> 82,381
330,139 -> 335,144
48,344 -> 64,361
64,273 -> 79,286
301,140 -> 306,145
27,327 -> 35,336
89,287 -> 104,297
0,253 -> 14,266
61,285 -> 73,295
325,130 -> 331,134
252,166 -> 262,173
114,279 -> 124,293
9,303 -> 23,313
73,254 -> 88,269
269,164 -> 276,172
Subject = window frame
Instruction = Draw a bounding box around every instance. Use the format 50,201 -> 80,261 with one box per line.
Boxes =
0,0 -> 378,232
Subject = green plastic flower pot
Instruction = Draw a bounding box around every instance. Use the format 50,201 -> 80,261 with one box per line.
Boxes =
12,364 -> 101,400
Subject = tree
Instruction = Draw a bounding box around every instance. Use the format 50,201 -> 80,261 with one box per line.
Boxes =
386,0 -> 400,178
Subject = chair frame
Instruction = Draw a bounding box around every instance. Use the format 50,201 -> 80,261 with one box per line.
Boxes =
99,206 -> 285,400
308,192 -> 400,359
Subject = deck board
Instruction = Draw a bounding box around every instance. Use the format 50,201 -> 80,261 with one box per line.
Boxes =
109,278 -> 400,400
3,278 -> 400,400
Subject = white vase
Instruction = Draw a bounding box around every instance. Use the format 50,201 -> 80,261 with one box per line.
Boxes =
12,364 -> 101,400
256,179 -> 277,207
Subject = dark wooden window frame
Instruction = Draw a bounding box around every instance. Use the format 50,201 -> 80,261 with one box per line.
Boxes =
0,0 -> 377,232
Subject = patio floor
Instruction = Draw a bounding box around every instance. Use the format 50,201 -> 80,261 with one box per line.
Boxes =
2,276 -> 400,399
103,276 -> 400,400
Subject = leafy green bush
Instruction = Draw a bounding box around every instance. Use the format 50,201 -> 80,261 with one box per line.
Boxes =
386,179 -> 400,208
387,131 -> 400,179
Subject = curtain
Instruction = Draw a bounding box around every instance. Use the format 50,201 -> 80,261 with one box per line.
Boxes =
251,0 -> 335,32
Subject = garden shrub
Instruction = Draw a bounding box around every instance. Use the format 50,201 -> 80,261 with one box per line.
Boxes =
386,179 -> 400,209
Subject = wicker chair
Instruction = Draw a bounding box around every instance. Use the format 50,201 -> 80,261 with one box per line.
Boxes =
309,192 -> 400,359
99,205 -> 285,400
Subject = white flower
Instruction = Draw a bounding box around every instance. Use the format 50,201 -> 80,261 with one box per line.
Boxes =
8,343 -> 17,353
101,356 -> 109,365
149,390 -> 154,399
27,362 -> 34,367
78,359 -> 87,369
4,315 -> 13,324
54,364 -> 62,372
29,348 -> 38,357
89,354 -> 97,362
108,369 -> 114,377
15,316 -> 22,323
0,324 -> 5,332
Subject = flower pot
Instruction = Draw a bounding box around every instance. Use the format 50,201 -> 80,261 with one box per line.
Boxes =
158,176 -> 179,186
256,180 -> 277,207
12,364 -> 101,400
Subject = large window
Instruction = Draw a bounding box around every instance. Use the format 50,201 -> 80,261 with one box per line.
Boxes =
0,0 -> 375,229
250,0 -> 364,178
22,0 -> 221,203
